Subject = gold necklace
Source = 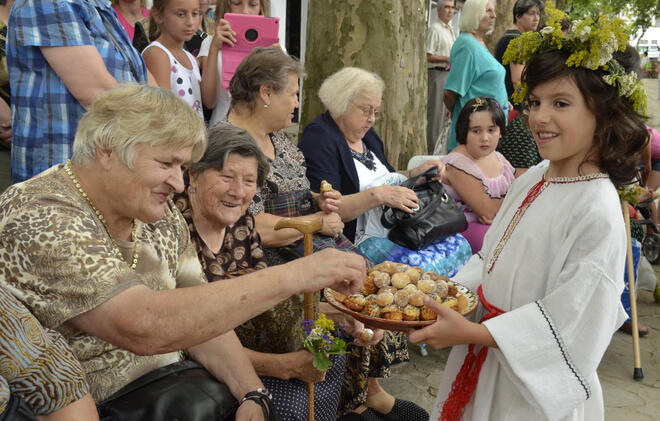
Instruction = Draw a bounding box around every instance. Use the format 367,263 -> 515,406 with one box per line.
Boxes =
64,160 -> 139,270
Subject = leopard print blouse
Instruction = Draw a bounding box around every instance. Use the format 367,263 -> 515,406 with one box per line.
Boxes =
0,165 -> 205,401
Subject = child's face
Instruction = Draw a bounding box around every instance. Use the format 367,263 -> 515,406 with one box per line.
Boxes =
527,76 -> 597,176
229,0 -> 261,15
158,0 -> 201,42
464,110 -> 500,159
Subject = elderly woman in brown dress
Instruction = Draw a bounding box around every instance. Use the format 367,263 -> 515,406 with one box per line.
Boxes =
175,124 -> 353,421
0,83 -> 365,420
222,47 -> 428,420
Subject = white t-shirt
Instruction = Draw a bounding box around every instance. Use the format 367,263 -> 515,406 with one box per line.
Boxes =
142,41 -> 204,119
426,20 -> 455,69
198,36 -> 232,127
354,152 -> 407,244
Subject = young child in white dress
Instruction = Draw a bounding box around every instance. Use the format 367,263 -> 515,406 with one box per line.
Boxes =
142,0 -> 204,119
408,13 -> 649,421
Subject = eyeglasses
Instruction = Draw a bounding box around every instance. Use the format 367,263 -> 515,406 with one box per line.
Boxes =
351,102 -> 383,119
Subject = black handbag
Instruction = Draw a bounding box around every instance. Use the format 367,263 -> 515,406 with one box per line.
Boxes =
380,166 -> 467,250
97,360 -> 238,421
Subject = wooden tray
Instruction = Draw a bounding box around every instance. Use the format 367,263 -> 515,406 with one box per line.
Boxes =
323,281 -> 478,331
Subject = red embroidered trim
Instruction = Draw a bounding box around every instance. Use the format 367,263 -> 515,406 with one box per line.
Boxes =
440,286 -> 506,421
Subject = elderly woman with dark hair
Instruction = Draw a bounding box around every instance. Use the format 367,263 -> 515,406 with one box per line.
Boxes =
175,124 -> 349,421
0,83 -> 364,420
443,0 -> 508,151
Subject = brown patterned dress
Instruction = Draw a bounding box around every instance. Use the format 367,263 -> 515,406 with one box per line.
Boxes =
199,124 -> 411,415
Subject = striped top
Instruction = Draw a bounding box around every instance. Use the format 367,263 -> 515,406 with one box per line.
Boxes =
0,286 -> 88,415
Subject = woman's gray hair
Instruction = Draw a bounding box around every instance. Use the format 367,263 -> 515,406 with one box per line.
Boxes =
229,46 -> 305,113
72,83 -> 207,167
188,125 -> 270,187
459,0 -> 489,33
318,67 -> 385,118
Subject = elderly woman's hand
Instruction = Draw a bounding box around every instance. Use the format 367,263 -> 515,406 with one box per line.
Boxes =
319,211 -> 344,238
317,182 -> 342,213
375,185 -> 418,213
347,319 -> 385,347
282,350 -> 327,383
411,159 -> 446,181
296,249 -> 366,295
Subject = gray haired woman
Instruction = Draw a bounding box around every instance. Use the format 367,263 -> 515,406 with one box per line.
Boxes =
174,124 -> 349,421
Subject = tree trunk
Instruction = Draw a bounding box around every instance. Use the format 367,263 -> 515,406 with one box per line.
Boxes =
485,0 -> 517,53
300,0 -> 428,170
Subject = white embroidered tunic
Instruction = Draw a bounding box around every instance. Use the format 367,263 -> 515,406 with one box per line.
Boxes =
432,161 -> 628,421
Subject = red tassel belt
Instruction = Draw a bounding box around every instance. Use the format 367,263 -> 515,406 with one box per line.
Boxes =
440,285 -> 506,421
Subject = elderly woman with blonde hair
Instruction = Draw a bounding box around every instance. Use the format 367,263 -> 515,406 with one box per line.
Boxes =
299,67 -> 471,272
443,0 -> 508,151
299,67 -> 472,420
0,83 -> 365,420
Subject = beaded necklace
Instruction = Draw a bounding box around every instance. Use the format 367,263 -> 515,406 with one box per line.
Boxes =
64,160 -> 139,270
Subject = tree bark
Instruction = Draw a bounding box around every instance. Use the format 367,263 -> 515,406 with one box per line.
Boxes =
300,0 -> 428,170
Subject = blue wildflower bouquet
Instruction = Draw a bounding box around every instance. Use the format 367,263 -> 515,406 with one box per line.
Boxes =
299,314 -> 347,371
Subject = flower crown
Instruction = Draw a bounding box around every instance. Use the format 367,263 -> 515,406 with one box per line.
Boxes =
502,5 -> 648,115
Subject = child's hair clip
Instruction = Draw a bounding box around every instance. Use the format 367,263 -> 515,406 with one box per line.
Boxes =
472,97 -> 485,112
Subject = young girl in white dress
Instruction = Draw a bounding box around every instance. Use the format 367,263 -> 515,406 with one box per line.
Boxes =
142,0 -> 204,119
408,14 -> 649,421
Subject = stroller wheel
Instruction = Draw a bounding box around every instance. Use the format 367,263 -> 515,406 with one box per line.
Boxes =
643,233 -> 660,265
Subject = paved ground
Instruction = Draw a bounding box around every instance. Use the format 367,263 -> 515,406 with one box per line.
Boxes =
380,79 -> 660,420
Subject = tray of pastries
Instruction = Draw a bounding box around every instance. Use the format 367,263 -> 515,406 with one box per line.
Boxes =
324,261 -> 478,331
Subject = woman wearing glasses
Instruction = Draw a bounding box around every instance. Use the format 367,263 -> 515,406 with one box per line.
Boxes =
299,68 -> 471,418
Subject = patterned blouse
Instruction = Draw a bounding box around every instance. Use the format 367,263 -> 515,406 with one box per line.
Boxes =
0,165 -> 205,402
0,286 -> 88,416
176,190 -> 306,353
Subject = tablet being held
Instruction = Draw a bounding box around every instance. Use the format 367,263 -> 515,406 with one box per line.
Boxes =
221,13 -> 279,89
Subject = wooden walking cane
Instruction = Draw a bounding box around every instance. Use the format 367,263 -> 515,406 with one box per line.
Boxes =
274,216 -> 324,421
622,202 -> 644,380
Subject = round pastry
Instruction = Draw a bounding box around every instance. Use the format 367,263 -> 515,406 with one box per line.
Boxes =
373,271 -> 391,288
320,180 -> 333,192
408,290 -> 426,307
418,278 -> 437,294
362,273 -> 378,295
377,286 -> 397,295
330,289 -> 347,303
436,279 -> 449,298
365,294 -> 378,306
363,301 -> 381,318
420,272 -> 433,281
375,291 -> 394,307
402,283 -> 418,295
344,293 -> 366,311
373,261 -> 398,275
391,272 -> 411,289
420,305 -> 437,321
381,305 -> 403,321
394,263 -> 409,273
403,305 -> 421,321
442,296 -> 458,311
405,268 -> 422,284
394,289 -> 410,307
360,328 -> 374,343
447,284 -> 459,298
